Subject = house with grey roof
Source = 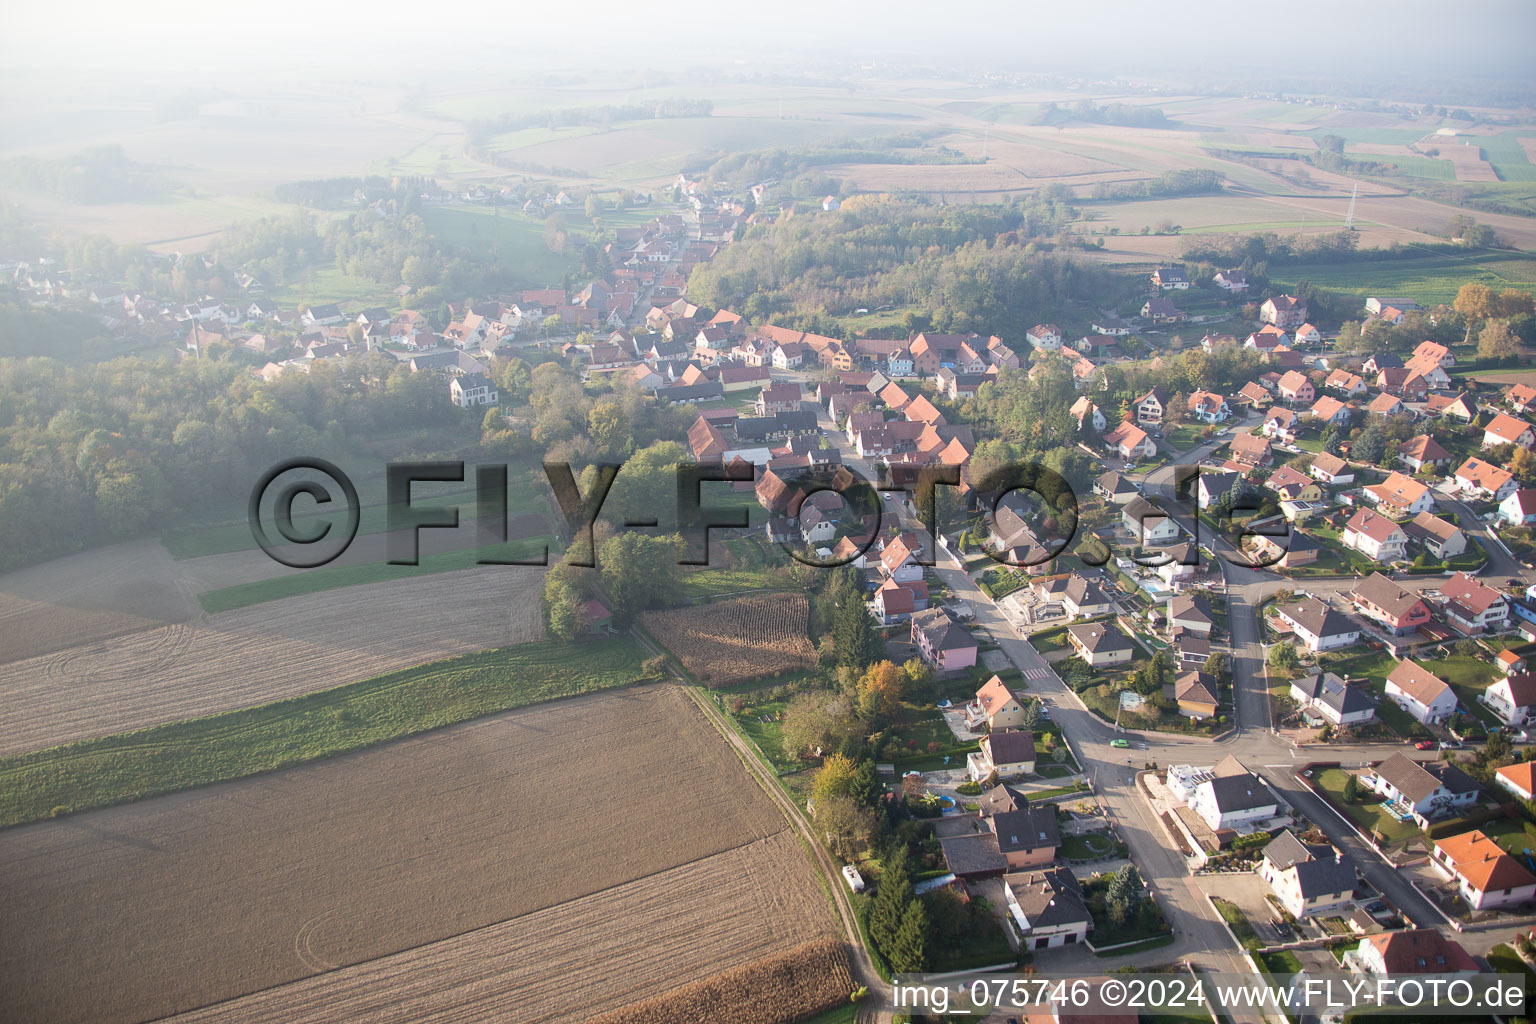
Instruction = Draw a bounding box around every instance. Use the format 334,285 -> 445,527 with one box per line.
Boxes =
1289,671 -> 1376,728
1259,830 -> 1358,918
1003,868 -> 1093,950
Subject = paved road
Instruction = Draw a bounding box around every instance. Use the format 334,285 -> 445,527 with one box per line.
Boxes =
809,392 -> 1534,1007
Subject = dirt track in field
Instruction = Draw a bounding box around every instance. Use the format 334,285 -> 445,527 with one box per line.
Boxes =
0,564 -> 544,757
0,685 -> 831,1024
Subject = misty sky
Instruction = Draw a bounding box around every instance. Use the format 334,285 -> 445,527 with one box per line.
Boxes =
5,0 -> 1534,82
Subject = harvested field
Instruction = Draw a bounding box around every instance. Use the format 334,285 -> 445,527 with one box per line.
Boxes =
0,685 -> 838,1024
164,836 -> 839,1024
1521,138 -> 1536,164
0,539 -> 200,664
641,593 -> 816,686
0,565 -> 543,757
580,937 -> 853,1024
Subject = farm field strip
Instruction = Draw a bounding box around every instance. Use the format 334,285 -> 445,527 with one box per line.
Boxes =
162,833 -> 839,1024
0,685 -> 817,1024
0,564 -> 544,757
640,593 -> 816,687
0,633 -> 645,828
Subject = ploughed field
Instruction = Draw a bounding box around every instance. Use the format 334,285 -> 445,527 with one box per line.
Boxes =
0,564 -> 545,757
0,685 -> 844,1024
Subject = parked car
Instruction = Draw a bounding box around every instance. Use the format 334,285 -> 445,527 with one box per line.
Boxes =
1110,738 -> 1130,749
1416,740 -> 1436,750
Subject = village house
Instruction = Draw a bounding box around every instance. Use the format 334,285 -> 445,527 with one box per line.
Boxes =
1173,670 -> 1219,719
1362,472 -> 1435,517
1151,265 -> 1190,289
1499,488 -> 1536,528
911,607 -> 978,673
1292,323 -> 1323,346
1103,420 -> 1156,461
1246,530 -> 1319,569
1290,671 -> 1376,728
1122,495 -> 1182,546
969,729 -> 1037,781
1141,297 -> 1186,323
872,577 -> 929,625
1483,671 -> 1536,728
1036,573 -> 1115,620
1384,661 -> 1457,725
1094,470 -> 1138,504
1484,412 -> 1536,449
1196,470 -> 1238,511
1135,387 -> 1166,426
1187,390 -> 1231,423
1259,830 -> 1358,918
1325,369 -> 1367,396
1003,869 -> 1092,950
1266,464 -> 1322,503
1186,756 -> 1280,832
1402,511 -> 1467,560
965,675 -> 1031,732
1025,323 -> 1063,351
1366,392 -> 1405,418
1341,508 -> 1409,563
1344,929 -> 1478,978
1349,572 -> 1432,636
1454,457 -> 1518,502
1496,761 -> 1536,801
1213,268 -> 1248,291
1261,294 -> 1308,328
1504,382 -> 1536,416
1431,830 -> 1536,909
1276,370 -> 1314,405
448,372 -> 499,408
1274,597 -> 1361,652
1363,752 -> 1480,828
1308,395 -> 1352,428
1396,434 -> 1452,474
1262,407 -> 1299,441
1439,571 -> 1510,634
1166,592 -> 1214,636
1065,621 -> 1135,667
1308,451 -> 1355,486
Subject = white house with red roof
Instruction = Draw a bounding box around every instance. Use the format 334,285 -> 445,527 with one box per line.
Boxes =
1484,412 -> 1536,450
1025,324 -> 1062,351
1499,488 -> 1536,527
1341,508 -> 1408,563
1276,370 -> 1314,404
1438,571 -> 1510,634
1454,457 -> 1518,502
1483,671 -> 1536,727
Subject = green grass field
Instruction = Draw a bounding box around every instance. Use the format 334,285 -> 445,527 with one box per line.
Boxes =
268,265 -> 403,310
195,535 -> 554,613
1269,249 -> 1536,305
418,206 -> 580,286
1313,768 -> 1419,844
0,636 -> 649,829
1418,654 -> 1499,690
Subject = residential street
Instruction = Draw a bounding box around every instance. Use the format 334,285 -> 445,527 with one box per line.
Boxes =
811,388 -> 1535,1014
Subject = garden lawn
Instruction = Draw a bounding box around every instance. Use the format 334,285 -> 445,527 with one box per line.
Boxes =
1419,655 -> 1499,690
0,636 -> 649,828
1312,768 -> 1420,844
1476,815 -> 1536,857
1060,832 -> 1115,860
728,698 -> 813,774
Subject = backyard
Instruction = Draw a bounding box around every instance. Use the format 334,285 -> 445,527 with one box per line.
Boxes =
1311,768 -> 1420,845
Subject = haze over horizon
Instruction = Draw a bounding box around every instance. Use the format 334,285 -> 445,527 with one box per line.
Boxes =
4,0 -> 1533,97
